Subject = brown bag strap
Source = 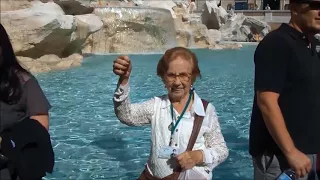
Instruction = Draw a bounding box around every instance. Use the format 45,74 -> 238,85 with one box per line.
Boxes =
186,99 -> 209,151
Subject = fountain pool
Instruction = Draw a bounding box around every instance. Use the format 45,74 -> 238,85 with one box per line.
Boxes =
39,46 -> 256,180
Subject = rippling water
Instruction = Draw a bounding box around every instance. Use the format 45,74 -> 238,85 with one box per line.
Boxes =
37,46 -> 256,180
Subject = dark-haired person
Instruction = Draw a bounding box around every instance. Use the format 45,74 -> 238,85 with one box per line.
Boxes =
0,23 -> 52,179
249,0 -> 320,179
112,47 -> 229,179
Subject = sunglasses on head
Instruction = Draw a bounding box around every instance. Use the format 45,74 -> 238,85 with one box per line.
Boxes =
308,2 -> 320,9
293,0 -> 320,9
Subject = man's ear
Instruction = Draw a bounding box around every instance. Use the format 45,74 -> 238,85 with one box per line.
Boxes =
289,3 -> 299,15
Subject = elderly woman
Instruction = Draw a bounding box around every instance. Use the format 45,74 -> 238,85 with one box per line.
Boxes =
113,47 -> 228,179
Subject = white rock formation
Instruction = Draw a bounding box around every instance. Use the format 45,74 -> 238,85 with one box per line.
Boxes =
133,0 -> 178,18
1,1 -> 103,73
1,1 -> 103,58
201,0 -> 271,42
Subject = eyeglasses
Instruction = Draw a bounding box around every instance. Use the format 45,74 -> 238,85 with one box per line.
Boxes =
165,72 -> 192,82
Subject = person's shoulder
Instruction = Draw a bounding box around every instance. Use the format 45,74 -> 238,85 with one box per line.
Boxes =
17,71 -> 41,89
153,94 -> 171,108
260,27 -> 292,45
205,101 -> 216,112
155,94 -> 168,101
194,96 -> 215,112
202,101 -> 219,121
199,98 -> 209,108
17,71 -> 33,84
256,29 -> 292,54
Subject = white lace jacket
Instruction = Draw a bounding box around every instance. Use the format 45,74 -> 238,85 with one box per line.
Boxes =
113,83 -> 229,179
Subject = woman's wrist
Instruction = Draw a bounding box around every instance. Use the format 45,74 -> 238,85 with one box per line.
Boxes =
118,77 -> 129,86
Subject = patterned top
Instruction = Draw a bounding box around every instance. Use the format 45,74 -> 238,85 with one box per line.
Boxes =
113,83 -> 229,179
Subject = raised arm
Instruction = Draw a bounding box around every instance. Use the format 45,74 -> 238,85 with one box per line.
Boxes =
113,82 -> 154,126
201,103 -> 229,170
112,55 -> 154,126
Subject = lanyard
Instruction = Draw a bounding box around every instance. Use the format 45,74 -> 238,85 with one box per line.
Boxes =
170,91 -> 193,135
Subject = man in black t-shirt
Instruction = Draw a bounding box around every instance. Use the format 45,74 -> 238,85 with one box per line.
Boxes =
249,0 -> 320,179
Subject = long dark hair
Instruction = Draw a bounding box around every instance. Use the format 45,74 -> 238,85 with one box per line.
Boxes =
0,23 -> 30,104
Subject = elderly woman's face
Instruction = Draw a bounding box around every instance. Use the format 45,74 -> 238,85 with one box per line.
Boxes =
163,57 -> 193,100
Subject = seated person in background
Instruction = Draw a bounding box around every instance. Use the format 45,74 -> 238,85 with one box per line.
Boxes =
112,47 -> 229,179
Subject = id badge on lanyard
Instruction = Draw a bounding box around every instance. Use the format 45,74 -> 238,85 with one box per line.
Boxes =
158,91 -> 193,159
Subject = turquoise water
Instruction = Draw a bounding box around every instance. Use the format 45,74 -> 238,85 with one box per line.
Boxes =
38,46 -> 256,180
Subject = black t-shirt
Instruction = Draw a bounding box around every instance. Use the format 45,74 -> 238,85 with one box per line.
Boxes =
249,23 -> 320,156
0,74 -> 51,132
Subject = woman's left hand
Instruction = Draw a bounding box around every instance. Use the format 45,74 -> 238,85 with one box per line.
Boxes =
176,150 -> 203,170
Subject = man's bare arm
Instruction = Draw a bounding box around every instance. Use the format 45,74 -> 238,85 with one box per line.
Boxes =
257,91 -> 295,155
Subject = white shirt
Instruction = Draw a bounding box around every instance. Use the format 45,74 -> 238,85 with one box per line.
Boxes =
113,83 -> 229,179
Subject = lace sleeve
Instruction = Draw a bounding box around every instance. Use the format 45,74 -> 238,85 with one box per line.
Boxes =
201,103 -> 229,170
113,83 -> 154,126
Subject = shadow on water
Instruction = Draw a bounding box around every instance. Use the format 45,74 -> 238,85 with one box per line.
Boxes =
91,132 -> 133,161
90,126 -> 151,179
214,128 -> 252,180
